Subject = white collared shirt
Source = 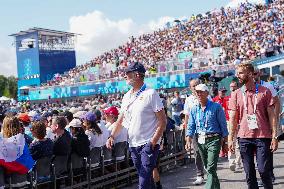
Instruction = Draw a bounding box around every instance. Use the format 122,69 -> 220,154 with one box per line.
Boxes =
184,94 -> 212,115
120,87 -> 164,147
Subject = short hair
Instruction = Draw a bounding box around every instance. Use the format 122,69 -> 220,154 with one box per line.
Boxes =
135,71 -> 145,80
31,121 -> 46,139
237,62 -> 254,73
52,116 -> 67,130
2,116 -> 22,138
230,80 -> 239,86
189,78 -> 201,86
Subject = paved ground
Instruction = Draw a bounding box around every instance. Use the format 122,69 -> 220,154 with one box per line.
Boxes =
125,142 -> 284,189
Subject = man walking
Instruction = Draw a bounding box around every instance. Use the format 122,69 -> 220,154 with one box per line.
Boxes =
183,79 -> 205,185
171,91 -> 183,126
106,62 -> 166,189
185,84 -> 228,189
228,63 -> 278,189
226,81 -> 242,171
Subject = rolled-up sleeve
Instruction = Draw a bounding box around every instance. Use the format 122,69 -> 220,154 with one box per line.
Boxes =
187,107 -> 196,137
216,104 -> 229,137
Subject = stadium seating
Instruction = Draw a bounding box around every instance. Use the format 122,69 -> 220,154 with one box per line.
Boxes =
42,0 -> 284,87
3,130 -> 188,189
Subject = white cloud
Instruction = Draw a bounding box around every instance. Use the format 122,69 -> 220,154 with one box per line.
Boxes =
0,46 -> 17,76
69,10 -> 177,64
0,11 -> 181,77
226,0 -> 265,8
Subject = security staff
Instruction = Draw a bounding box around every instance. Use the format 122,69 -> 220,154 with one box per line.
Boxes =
106,62 -> 166,189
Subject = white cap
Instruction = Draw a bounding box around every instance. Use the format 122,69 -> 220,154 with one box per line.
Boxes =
73,110 -> 87,118
67,119 -> 82,128
69,107 -> 79,114
195,84 -> 209,92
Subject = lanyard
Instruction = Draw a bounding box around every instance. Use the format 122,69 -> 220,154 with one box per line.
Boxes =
197,104 -> 209,131
126,83 -> 146,111
241,84 -> 258,114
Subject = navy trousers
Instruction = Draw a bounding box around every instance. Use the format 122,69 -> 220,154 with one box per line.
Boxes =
239,138 -> 273,189
129,143 -> 160,189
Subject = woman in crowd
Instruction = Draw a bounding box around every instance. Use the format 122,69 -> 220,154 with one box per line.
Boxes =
2,116 -> 22,138
29,120 -> 54,161
82,112 -> 104,149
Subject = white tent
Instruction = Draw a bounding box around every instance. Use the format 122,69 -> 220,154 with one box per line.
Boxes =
0,96 -> 10,101
19,86 -> 30,90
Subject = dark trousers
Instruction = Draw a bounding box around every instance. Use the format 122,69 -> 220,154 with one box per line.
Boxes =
129,143 -> 160,189
239,138 -> 273,189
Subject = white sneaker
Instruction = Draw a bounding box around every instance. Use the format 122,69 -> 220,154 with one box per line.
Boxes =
229,163 -> 236,172
193,176 -> 204,185
235,163 -> 242,170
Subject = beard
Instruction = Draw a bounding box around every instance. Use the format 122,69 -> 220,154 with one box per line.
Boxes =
238,76 -> 249,85
126,79 -> 135,86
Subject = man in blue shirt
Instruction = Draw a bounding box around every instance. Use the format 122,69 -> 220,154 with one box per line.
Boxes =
185,84 -> 228,189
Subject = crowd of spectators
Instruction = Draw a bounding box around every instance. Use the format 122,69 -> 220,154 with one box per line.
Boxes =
42,0 -> 284,87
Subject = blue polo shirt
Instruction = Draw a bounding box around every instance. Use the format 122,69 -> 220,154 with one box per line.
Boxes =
187,100 -> 228,138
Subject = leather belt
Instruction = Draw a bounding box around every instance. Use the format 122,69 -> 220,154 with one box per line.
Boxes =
198,133 -> 220,138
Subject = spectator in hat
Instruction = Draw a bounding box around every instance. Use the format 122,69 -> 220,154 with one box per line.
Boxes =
18,113 -> 33,145
30,121 -> 54,160
104,106 -> 127,144
93,109 -> 109,145
18,113 -> 33,139
213,87 -> 229,158
82,112 -> 105,149
68,119 -> 90,157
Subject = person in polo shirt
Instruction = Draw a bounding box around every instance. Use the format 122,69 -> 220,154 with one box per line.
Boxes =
106,62 -> 166,189
185,84 -> 228,189
228,63 -> 278,189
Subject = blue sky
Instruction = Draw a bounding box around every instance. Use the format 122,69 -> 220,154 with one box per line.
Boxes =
0,0 -> 258,76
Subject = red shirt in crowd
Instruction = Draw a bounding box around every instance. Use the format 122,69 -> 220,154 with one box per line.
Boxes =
213,96 -> 229,120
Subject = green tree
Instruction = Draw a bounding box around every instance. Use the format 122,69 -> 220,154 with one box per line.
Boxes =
7,76 -> 18,99
0,75 -> 17,99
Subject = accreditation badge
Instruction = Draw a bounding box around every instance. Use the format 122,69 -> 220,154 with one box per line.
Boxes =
247,114 -> 258,130
198,132 -> 206,144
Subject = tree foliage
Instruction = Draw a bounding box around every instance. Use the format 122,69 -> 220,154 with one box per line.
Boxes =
0,75 -> 17,99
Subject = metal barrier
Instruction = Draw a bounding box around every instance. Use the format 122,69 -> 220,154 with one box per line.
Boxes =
3,130 -> 191,189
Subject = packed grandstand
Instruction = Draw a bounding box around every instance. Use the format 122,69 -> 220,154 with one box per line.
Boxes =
42,0 -> 284,87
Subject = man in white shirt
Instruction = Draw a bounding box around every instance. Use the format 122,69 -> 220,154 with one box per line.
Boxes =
106,62 -> 166,189
183,78 -> 205,185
